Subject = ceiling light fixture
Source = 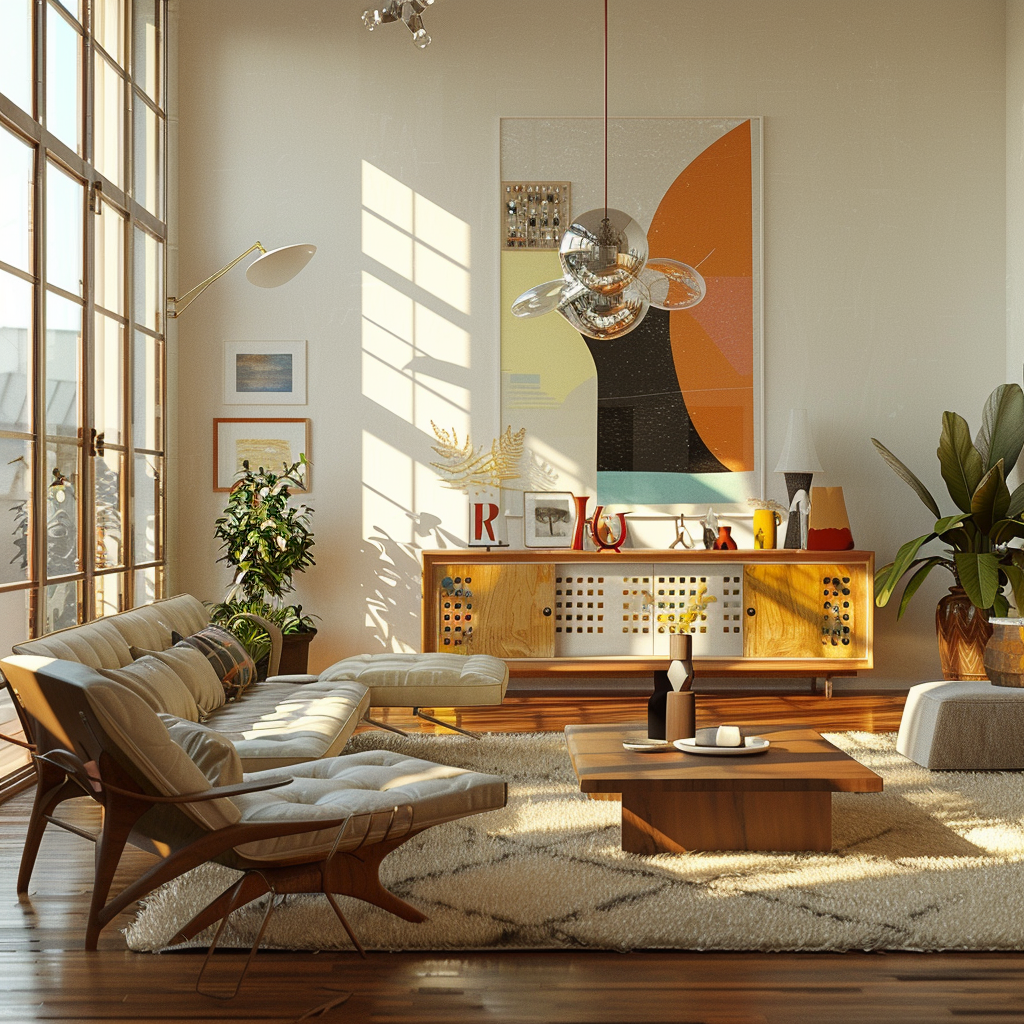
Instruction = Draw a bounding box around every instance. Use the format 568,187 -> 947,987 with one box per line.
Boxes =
167,241 -> 316,319
362,0 -> 434,48
511,0 -> 706,340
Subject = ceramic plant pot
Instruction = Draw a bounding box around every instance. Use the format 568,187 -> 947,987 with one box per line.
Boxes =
935,587 -> 991,681
982,618 -> 1024,687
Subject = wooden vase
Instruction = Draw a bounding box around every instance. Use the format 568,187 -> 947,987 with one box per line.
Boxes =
982,619 -> 1024,687
935,587 -> 991,681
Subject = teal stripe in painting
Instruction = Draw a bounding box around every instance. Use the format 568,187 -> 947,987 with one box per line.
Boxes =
597,471 -> 747,505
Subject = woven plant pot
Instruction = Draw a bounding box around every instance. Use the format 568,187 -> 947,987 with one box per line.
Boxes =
936,586 -> 992,681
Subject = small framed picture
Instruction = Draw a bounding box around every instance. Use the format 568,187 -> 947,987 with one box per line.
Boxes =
223,341 -> 307,405
214,418 -> 311,492
524,491 -> 575,548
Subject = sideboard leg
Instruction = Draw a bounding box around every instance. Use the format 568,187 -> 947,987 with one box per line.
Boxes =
824,677 -> 833,699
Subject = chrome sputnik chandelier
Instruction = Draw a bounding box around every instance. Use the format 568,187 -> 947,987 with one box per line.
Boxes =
362,0 -> 434,48
511,0 -> 706,340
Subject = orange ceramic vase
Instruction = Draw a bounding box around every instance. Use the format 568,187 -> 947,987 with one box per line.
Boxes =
712,525 -> 737,551
935,587 -> 991,680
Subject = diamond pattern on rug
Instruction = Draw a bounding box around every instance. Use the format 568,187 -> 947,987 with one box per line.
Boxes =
124,730 -> 1024,953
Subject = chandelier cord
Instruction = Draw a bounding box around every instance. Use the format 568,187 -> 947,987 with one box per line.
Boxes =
604,0 -> 608,221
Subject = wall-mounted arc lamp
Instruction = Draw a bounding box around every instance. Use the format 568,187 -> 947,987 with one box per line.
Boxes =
167,241 -> 317,318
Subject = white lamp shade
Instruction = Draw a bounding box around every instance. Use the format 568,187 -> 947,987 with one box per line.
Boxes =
774,408 -> 824,474
245,243 -> 317,288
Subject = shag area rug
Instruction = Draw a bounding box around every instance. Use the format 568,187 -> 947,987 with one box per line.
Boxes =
125,730 -> 1024,953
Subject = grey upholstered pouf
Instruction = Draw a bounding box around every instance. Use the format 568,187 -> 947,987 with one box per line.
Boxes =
896,680 -> 1024,769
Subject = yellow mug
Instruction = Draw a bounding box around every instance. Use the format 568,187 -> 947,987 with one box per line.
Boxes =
752,509 -> 782,549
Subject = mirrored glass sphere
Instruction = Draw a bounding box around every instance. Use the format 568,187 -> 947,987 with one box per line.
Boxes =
640,257 -> 706,310
559,208 -> 648,296
558,286 -> 649,340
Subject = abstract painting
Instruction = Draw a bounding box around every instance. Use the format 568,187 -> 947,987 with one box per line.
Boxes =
213,418 -> 311,492
223,341 -> 307,405
500,117 -> 763,510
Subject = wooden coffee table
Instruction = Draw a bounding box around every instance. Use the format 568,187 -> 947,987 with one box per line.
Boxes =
564,722 -> 883,854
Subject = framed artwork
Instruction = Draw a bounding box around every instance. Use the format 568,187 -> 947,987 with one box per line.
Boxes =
523,491 -> 575,548
223,341 -> 307,405
213,418 -> 311,492
500,116 -> 764,512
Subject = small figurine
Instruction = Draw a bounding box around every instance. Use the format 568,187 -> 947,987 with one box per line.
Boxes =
702,507 -> 718,550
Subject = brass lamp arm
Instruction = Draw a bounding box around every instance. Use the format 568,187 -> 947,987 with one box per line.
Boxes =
167,241 -> 267,319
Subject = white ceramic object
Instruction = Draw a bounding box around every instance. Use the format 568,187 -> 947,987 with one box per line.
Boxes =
673,736 -> 771,756
622,739 -> 672,752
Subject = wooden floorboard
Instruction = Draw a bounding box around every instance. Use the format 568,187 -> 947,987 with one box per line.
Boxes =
3,691 -> 1023,1023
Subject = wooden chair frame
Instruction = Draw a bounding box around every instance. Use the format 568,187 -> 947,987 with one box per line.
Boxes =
7,659 -> 428,952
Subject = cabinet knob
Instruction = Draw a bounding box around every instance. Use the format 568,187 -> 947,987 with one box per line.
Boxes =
543,607 -> 552,617
746,607 -> 756,616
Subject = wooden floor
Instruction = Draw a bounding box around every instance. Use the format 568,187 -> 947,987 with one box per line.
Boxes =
3,691 -> 1024,1023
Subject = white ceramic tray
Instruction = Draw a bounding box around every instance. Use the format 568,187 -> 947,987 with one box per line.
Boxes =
673,736 -> 770,756
622,739 -> 673,752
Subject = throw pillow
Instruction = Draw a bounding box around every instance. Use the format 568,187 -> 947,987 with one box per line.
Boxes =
98,657 -> 199,722
129,643 -> 226,717
158,714 -> 243,787
171,625 -> 257,702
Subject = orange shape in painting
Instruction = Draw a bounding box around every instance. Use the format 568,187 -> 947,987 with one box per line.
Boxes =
648,121 -> 754,472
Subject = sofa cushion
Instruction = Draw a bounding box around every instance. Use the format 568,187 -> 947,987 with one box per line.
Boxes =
131,643 -> 226,717
317,653 -> 509,709
97,656 -> 199,721
11,595 -> 211,669
232,750 -> 507,863
206,679 -> 371,770
83,678 -> 241,831
159,714 -> 244,787
171,625 -> 257,702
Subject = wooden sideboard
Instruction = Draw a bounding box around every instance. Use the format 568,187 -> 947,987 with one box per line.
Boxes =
421,549 -> 874,695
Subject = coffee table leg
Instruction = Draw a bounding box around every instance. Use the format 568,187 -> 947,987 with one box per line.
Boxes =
619,788 -> 832,854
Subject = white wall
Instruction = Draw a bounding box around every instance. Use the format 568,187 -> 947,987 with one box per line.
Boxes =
173,0 -> 1008,687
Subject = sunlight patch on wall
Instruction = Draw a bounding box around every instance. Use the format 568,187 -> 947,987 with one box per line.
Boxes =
362,210 -> 413,281
362,431 -> 414,543
361,160 -> 471,314
362,160 -> 413,232
415,302 -> 469,367
415,193 -> 470,269
414,242 -> 469,314
362,272 -> 414,342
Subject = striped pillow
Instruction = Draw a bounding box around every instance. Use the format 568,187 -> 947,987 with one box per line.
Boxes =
171,625 -> 257,702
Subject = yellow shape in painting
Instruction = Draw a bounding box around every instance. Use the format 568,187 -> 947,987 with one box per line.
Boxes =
500,251 -> 595,405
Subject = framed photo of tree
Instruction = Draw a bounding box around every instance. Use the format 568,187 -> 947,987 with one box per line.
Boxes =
524,491 -> 575,548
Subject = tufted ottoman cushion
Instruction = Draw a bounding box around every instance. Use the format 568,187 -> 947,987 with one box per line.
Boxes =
232,750 -> 507,863
318,653 -> 508,709
896,679 -> 1024,769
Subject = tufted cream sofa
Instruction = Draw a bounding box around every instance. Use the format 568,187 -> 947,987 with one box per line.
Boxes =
10,594 -> 368,770
9,594 -> 511,766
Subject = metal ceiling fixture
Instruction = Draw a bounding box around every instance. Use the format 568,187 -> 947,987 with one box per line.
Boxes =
362,0 -> 434,48
511,0 -> 706,340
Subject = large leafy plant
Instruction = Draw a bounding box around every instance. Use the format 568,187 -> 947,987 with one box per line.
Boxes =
873,383 -> 1024,618
212,457 -> 316,654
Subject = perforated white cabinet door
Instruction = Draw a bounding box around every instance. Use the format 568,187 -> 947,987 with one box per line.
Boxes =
652,563 -> 744,657
553,563 -> 655,657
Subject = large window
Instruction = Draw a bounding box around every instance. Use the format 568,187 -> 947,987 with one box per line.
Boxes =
0,0 -> 167,778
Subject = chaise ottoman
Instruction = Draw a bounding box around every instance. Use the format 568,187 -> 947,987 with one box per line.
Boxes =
896,679 -> 1024,769
317,652 -> 509,737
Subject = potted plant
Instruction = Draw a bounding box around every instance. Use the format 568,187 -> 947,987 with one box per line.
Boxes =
872,382 -> 1024,678
211,456 -> 317,675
